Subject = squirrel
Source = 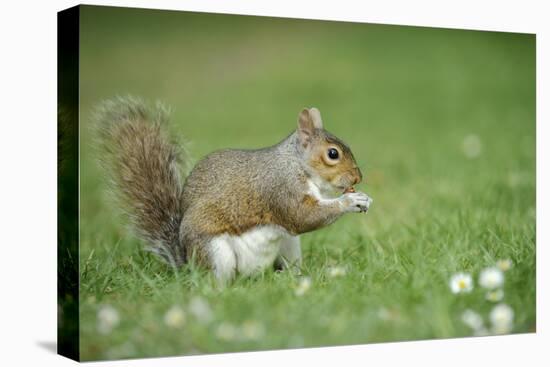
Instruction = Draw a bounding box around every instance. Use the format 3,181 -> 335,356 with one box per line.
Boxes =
96,96 -> 373,283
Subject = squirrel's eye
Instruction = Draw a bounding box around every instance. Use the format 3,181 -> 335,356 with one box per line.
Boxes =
327,148 -> 339,160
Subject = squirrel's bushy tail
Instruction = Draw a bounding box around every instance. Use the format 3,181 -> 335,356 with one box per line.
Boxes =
95,96 -> 187,266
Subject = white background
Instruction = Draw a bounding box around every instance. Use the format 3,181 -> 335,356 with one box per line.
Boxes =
0,0 -> 547,366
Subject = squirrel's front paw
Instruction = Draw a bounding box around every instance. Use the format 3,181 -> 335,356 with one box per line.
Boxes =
341,192 -> 373,213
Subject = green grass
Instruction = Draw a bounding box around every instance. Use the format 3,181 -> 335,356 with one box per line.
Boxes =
77,6 -> 535,361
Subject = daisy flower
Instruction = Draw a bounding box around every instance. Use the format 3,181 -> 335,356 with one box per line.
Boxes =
188,296 -> 213,324
215,322 -> 238,341
377,307 -> 400,322
449,272 -> 473,294
496,259 -> 513,272
295,276 -> 312,296
461,309 -> 483,331
462,134 -> 482,159
479,267 -> 504,289
241,320 -> 265,341
485,289 -> 504,303
377,307 -> 391,321
163,305 -> 186,329
327,266 -> 347,278
97,305 -> 120,335
490,303 -> 514,334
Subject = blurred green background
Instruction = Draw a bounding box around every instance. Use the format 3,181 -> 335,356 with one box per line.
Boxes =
77,5 -> 535,361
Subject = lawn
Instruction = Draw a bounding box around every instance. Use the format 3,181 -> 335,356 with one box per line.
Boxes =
76,6 -> 536,361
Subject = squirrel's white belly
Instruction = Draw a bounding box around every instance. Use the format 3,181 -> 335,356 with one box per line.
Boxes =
209,225 -> 291,280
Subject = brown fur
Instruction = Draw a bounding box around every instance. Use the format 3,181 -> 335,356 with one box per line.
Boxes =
96,97 -> 187,265
307,132 -> 362,191
97,100 -> 365,271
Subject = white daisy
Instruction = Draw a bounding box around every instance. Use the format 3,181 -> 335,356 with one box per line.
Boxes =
295,277 -> 312,296
462,134 -> 482,159
215,322 -> 238,341
188,296 -> 213,324
327,266 -> 347,278
241,320 -> 265,341
97,305 -> 120,335
449,272 -> 473,294
105,341 -> 137,360
496,259 -> 513,272
489,303 -> 514,334
377,307 -> 391,321
461,309 -> 484,331
163,305 -> 186,329
479,267 -> 504,289
485,289 -> 504,303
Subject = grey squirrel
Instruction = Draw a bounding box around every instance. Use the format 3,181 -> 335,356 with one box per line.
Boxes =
96,97 -> 373,283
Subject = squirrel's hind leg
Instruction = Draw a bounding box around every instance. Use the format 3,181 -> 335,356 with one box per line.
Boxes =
274,235 -> 302,274
208,235 -> 237,285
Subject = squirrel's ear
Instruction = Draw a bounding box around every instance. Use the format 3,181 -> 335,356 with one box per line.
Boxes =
297,107 -> 323,147
308,107 -> 323,129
